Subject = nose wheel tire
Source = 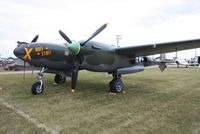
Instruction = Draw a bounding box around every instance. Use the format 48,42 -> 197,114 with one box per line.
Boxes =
54,74 -> 66,84
31,81 -> 44,95
109,78 -> 123,93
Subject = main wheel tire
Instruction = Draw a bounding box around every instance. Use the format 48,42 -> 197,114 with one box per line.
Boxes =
54,74 -> 66,84
31,81 -> 44,95
109,78 -> 123,93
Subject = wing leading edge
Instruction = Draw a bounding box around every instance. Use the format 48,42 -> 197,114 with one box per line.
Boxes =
115,39 -> 200,57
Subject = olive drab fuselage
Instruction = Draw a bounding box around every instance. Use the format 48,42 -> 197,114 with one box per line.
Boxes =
14,41 -> 135,73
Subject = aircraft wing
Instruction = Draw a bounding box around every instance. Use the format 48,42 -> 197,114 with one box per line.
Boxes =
115,39 -> 200,57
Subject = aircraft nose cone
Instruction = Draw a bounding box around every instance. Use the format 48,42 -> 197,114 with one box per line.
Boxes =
13,47 -> 18,56
13,46 -> 25,58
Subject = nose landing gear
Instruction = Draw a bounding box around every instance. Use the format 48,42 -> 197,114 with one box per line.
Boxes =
31,67 -> 47,95
31,81 -> 44,94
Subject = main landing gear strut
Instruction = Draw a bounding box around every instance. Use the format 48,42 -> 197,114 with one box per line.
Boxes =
31,67 -> 48,95
109,74 -> 123,93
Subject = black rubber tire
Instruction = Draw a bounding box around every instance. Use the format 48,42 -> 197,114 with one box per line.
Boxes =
31,81 -> 44,95
109,78 -> 123,93
54,74 -> 66,84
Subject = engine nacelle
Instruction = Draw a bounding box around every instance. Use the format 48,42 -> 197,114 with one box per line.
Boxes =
117,65 -> 144,75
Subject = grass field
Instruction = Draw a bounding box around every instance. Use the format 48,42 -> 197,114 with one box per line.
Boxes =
0,68 -> 200,134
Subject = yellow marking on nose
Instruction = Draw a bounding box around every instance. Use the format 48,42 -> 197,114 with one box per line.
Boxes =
23,48 -> 32,60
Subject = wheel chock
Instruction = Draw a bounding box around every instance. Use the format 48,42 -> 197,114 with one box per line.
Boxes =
53,83 -> 58,85
109,92 -> 117,95
70,89 -> 76,93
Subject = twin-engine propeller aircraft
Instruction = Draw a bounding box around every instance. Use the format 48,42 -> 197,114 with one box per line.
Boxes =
14,23 -> 200,95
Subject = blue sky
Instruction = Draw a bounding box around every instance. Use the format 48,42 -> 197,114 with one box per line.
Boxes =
1,0 -> 200,59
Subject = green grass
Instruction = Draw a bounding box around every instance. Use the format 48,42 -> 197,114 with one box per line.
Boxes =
0,68 -> 200,134
0,103 -> 46,134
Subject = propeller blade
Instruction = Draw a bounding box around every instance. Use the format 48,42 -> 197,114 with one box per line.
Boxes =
31,34 -> 39,42
71,65 -> 79,91
70,60 -> 80,92
81,23 -> 108,46
59,30 -> 72,44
